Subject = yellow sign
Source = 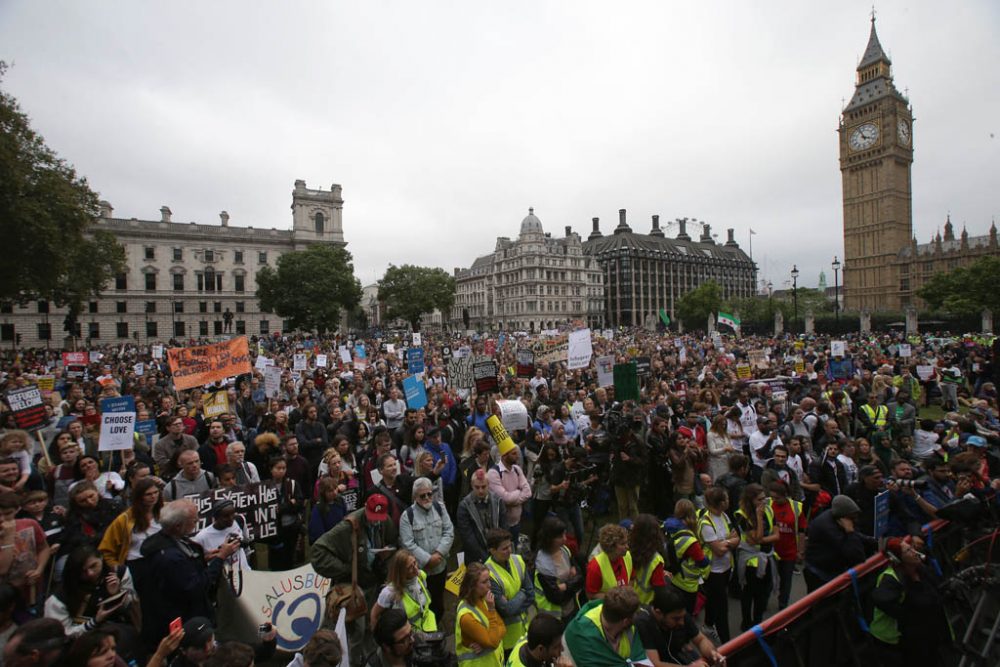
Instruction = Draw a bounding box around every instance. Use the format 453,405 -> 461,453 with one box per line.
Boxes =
736,364 -> 752,380
203,391 -> 231,419
486,415 -> 517,455
794,361 -> 805,374
445,564 -> 467,596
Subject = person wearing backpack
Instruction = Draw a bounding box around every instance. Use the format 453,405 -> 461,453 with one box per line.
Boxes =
662,499 -> 710,614
399,476 -> 454,621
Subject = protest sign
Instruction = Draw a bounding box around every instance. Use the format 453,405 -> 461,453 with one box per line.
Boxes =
536,342 -> 569,364
387,343 -> 396,354
264,365 -> 282,399
293,354 -> 307,371
498,399 -> 529,432
411,332 -> 422,347
441,345 -> 452,360
407,348 -> 425,375
596,355 -> 615,388
167,337 -> 252,391
736,364 -> 752,380
515,348 -> 535,378
613,363 -> 639,402
63,352 -> 87,367
473,359 -> 499,393
339,347 -> 352,364
152,344 -> 164,359
99,396 -> 136,452
6,386 -> 46,430
678,347 -> 687,364
455,345 -> 472,359
567,328 -> 593,370
898,344 -> 912,358
402,375 -> 428,409
254,355 -> 270,371
187,481 -> 281,541
915,365 -> 935,381
315,354 -> 328,369
36,375 -> 55,396
353,356 -> 368,371
794,360 -> 806,374
635,356 -> 652,376
874,490 -> 890,539
234,564 -> 332,652
90,351 -> 103,364
484,339 -> 496,356
203,391 -> 231,420
748,349 -> 769,369
447,357 -> 475,389
354,345 -> 366,359
830,340 -> 847,357
134,363 -> 144,376
136,419 -> 159,448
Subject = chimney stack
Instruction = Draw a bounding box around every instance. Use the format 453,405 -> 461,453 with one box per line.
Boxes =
650,214 -> 665,238
565,225 -> 572,237
676,218 -> 691,241
700,223 -> 714,244
160,206 -> 172,223
725,228 -> 738,247
588,217 -> 603,240
220,211 -> 230,227
613,208 -> 632,234
99,201 -> 113,218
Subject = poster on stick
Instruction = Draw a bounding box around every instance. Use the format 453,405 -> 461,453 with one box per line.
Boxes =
5,386 -> 46,430
99,396 -> 136,451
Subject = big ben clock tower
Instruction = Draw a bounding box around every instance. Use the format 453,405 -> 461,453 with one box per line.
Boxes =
839,18 -> 913,312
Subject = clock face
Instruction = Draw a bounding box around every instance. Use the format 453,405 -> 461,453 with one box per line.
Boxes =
897,119 -> 911,146
849,123 -> 879,151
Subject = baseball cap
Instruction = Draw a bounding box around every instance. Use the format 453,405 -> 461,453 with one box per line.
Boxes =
180,617 -> 214,648
365,494 -> 389,522
966,435 -> 988,448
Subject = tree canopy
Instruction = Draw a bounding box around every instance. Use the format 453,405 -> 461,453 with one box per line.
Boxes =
677,281 -> 722,330
256,244 -> 362,334
917,256 -> 1000,315
378,264 -> 456,331
0,62 -> 125,310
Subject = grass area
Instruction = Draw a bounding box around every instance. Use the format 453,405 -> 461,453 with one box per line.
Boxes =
917,403 -> 969,420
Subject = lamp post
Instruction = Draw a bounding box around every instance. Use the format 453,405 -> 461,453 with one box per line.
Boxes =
790,265 -> 800,334
832,256 -> 841,327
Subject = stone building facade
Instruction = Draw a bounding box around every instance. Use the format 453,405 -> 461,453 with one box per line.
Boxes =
451,209 -> 605,332
895,218 -> 1000,300
0,180 -> 346,348
583,211 -> 756,328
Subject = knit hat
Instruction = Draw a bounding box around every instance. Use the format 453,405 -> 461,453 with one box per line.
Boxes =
830,494 -> 861,519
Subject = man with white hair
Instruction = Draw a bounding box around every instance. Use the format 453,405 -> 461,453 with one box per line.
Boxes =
399,476 -> 454,621
226,441 -> 260,485
140,499 -> 240,649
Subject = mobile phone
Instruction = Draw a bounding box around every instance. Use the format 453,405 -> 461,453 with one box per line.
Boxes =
170,617 -> 183,634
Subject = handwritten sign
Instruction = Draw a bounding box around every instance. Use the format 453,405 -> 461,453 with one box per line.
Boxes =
736,364 -> 752,380
167,337 -> 252,391
264,365 -> 282,400
187,481 -> 282,542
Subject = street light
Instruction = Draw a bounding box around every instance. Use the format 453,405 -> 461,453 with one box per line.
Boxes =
832,256 -> 841,327
790,265 -> 800,333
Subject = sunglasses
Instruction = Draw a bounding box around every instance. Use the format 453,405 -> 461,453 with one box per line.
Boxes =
416,492 -> 433,499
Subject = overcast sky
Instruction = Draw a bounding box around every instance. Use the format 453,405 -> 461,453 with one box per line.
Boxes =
2,1 -> 998,291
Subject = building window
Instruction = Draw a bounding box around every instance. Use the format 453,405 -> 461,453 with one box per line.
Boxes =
116,301 -> 127,314
234,275 -> 245,292
37,323 -> 51,341
37,300 -> 49,314
202,268 -> 215,292
215,273 -> 223,291
235,302 -> 245,313
199,320 -> 209,336
173,274 -> 184,292
315,212 -> 325,234
144,247 -> 155,260
234,250 -> 244,264
88,301 -> 98,314
214,302 -> 222,313
235,320 -> 246,334
204,250 -> 214,262
174,321 -> 185,337
88,322 -> 100,340
116,322 -> 129,338
115,273 -> 127,290
214,321 -> 223,336
173,248 -> 183,261
146,321 -> 157,338
0,303 -> 10,314
199,301 -> 208,313
174,301 -> 184,314
145,274 -> 156,291
145,301 -> 156,314
0,324 -> 13,342
258,252 -> 268,264
259,320 -> 270,335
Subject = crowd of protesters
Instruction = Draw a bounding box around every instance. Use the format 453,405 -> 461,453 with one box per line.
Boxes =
0,325 -> 996,666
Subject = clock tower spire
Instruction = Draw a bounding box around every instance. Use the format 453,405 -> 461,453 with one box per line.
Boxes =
839,16 -> 913,312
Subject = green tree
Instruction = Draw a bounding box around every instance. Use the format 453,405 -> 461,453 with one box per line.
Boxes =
0,62 -> 125,310
677,281 -> 722,331
378,264 -> 456,331
256,244 -> 362,333
918,257 -> 1000,314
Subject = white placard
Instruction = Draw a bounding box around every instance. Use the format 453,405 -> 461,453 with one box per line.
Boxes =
339,347 -> 352,364
831,340 -> 847,357
915,365 -> 934,380
152,345 -> 164,359
411,332 -> 422,346
596,355 -> 615,388
99,400 -> 136,452
898,344 -> 912,358
134,363 -> 144,376
293,354 -> 307,371
316,354 -> 328,369
567,328 -> 593,370
498,400 -> 529,432
255,355 -> 270,371
387,343 -> 396,354
264,365 -> 282,399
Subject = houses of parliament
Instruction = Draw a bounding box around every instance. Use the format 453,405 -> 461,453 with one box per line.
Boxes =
840,18 -> 998,312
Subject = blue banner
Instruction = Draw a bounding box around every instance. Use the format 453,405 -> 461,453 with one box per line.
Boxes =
100,395 -> 135,414
874,490 -> 890,539
407,347 -> 425,375
136,419 -> 159,447
403,375 -> 427,409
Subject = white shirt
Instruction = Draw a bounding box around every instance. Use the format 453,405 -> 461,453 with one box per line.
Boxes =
127,521 -> 161,561
700,512 -> 734,573
748,430 -> 781,468
193,521 -> 251,570
738,402 -> 758,437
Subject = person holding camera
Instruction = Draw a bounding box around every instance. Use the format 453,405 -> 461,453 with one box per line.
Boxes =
610,410 -> 648,523
552,447 -> 595,549
192,499 -> 251,571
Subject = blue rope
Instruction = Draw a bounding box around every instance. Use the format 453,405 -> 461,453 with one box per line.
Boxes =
751,624 -> 779,667
847,568 -> 870,632
922,523 -> 944,577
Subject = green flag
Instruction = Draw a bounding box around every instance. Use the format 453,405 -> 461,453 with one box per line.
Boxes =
658,308 -> 670,326
717,312 -> 741,330
613,362 -> 639,401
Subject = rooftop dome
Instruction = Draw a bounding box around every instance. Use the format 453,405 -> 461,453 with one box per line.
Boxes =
519,207 -> 543,236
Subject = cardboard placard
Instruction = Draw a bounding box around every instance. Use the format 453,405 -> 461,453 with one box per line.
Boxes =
167,337 -> 252,391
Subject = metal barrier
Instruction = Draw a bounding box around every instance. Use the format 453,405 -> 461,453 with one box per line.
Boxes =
717,519 -> 998,667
